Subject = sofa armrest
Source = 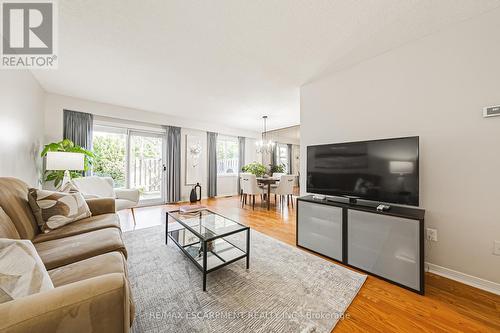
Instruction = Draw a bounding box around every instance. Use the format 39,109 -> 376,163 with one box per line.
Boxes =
86,197 -> 116,215
0,273 -> 130,333
115,188 -> 140,205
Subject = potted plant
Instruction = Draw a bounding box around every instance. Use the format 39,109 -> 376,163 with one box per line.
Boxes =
41,139 -> 94,187
241,162 -> 267,177
269,163 -> 286,175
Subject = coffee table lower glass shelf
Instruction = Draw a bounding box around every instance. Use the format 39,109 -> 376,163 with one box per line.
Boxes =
166,209 -> 250,291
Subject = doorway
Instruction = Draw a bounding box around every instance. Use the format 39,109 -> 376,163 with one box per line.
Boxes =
128,131 -> 165,205
93,125 -> 166,205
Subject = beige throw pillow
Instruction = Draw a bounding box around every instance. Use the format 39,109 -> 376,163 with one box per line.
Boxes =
60,180 -> 80,193
0,238 -> 54,303
28,188 -> 92,233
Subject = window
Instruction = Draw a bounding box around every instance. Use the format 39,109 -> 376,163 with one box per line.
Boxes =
277,143 -> 289,173
217,136 -> 239,175
92,124 -> 166,204
92,126 -> 127,188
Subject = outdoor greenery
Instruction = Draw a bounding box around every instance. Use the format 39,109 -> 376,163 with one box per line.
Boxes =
217,138 -> 238,160
41,139 -> 94,187
92,134 -> 126,187
241,162 -> 267,177
92,132 -> 162,189
217,137 -> 239,174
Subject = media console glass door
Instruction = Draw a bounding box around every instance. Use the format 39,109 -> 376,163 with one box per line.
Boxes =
347,210 -> 421,291
297,201 -> 343,261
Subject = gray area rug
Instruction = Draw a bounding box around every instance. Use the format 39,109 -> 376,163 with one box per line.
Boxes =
123,226 -> 366,333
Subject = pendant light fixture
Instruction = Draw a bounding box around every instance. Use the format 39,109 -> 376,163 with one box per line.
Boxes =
256,115 -> 275,153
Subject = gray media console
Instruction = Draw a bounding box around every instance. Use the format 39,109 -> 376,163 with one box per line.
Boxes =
297,195 -> 425,294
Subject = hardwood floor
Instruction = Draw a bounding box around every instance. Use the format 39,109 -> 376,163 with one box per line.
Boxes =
119,195 -> 500,333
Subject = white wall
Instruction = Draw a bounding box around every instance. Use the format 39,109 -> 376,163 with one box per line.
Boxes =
180,128 -> 207,201
217,175 -> 239,197
300,8 -> 500,284
0,71 -> 45,187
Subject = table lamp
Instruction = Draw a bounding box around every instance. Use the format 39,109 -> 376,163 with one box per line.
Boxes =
46,151 -> 85,189
389,161 -> 414,175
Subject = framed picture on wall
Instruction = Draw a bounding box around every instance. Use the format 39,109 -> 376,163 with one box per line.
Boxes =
186,134 -> 202,185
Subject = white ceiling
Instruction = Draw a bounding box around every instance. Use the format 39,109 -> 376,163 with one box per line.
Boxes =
32,0 -> 500,132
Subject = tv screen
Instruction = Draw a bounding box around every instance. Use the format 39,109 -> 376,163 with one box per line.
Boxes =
307,137 -> 419,206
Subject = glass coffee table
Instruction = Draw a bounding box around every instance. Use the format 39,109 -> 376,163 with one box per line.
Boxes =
166,209 -> 250,291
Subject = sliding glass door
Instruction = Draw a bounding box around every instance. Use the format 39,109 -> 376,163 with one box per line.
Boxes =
93,126 -> 128,187
128,131 -> 165,205
93,126 -> 166,205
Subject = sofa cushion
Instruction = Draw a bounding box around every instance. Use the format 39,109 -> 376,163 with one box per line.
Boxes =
28,188 -> 92,233
0,239 -> 54,303
48,251 -> 127,287
0,207 -> 20,239
48,251 -> 135,326
33,213 -> 120,243
0,178 -> 39,240
48,252 -> 135,326
34,228 -> 127,270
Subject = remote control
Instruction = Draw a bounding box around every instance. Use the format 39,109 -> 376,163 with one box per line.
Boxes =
376,204 -> 391,212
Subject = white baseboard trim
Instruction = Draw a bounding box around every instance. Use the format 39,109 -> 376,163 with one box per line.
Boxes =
426,262 -> 500,295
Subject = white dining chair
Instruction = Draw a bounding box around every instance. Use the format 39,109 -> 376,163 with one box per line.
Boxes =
271,175 -> 295,208
272,172 -> 286,179
239,172 -> 250,202
270,172 -> 285,193
240,173 -> 264,209
270,172 -> 286,201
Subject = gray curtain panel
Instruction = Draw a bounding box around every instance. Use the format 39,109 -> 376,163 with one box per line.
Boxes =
270,142 -> 277,166
164,126 -> 181,203
207,132 -> 218,197
63,109 -> 93,175
238,136 -> 245,193
63,109 -> 93,149
287,144 -> 293,174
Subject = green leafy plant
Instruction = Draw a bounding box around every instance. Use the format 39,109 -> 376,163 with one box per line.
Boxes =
40,139 -> 94,187
241,162 -> 267,177
270,163 -> 286,174
92,134 -> 126,187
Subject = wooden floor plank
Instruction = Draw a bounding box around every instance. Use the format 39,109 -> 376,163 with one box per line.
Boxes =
119,195 -> 500,333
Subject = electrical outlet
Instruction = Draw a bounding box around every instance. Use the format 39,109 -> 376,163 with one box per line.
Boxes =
494,241 -> 500,256
426,228 -> 438,242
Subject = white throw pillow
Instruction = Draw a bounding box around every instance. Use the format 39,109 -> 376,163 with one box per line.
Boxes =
0,238 -> 54,303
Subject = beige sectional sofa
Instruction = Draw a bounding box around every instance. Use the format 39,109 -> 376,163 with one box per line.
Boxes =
0,177 -> 134,333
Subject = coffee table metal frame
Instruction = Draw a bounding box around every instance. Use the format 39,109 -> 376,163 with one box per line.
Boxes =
165,209 -> 250,291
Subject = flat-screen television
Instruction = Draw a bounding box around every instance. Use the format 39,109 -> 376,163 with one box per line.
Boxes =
307,136 -> 419,206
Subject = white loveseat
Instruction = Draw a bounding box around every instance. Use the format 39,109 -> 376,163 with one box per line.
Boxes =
73,176 -> 140,222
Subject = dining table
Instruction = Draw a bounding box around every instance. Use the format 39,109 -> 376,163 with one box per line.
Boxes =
256,177 -> 280,210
